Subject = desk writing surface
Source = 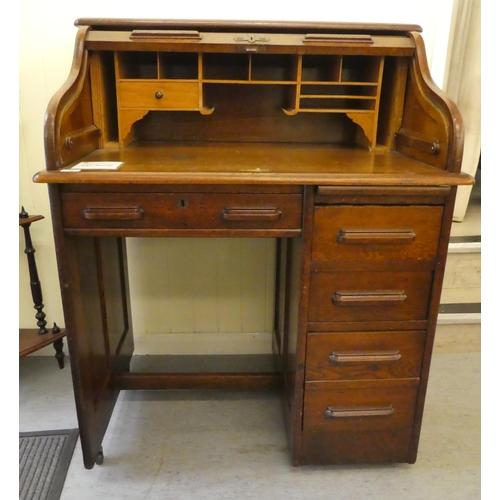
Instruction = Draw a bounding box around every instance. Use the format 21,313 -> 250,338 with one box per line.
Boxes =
35,142 -> 473,186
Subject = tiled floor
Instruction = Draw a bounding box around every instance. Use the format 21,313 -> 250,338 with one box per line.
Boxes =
19,350 -> 480,500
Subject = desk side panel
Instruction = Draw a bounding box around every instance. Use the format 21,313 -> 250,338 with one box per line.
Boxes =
280,186 -> 314,465
395,33 -> 464,174
48,187 -> 133,469
98,237 -> 134,373
407,186 -> 458,462
45,27 -> 100,170
57,234 -> 119,469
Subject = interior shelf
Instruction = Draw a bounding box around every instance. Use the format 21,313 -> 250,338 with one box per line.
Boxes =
113,51 -> 386,149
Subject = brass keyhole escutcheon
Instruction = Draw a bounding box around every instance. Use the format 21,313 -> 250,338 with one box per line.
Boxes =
177,198 -> 188,209
155,91 -> 163,99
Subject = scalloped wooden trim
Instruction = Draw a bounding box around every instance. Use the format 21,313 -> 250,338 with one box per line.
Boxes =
118,109 -> 149,147
346,112 -> 376,149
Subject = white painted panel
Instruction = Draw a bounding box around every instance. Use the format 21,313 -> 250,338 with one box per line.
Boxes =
214,239 -> 243,333
134,332 -> 273,355
240,239 -> 272,333
127,238 -> 275,352
127,238 -> 170,334
165,239 -> 198,333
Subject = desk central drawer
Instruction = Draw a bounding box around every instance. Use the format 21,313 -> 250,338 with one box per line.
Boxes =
61,192 -> 303,232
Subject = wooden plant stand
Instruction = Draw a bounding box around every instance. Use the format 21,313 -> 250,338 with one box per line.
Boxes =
19,208 -> 65,368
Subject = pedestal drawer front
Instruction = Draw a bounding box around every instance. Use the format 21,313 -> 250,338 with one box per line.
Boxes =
301,379 -> 419,464
312,205 -> 443,270
308,271 -> 433,323
306,330 -> 425,381
61,192 -> 302,231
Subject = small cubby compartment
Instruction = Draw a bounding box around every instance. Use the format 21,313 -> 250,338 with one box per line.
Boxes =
299,97 -> 377,112
341,56 -> 383,83
116,52 -> 200,81
158,52 -> 199,80
299,84 -> 378,112
300,84 -> 378,97
202,53 -> 249,81
201,53 -> 297,83
300,55 -> 383,84
116,52 -> 158,79
301,55 -> 342,82
292,55 -> 385,146
250,54 -> 297,82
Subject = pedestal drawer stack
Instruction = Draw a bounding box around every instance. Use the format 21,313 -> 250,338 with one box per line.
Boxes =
301,190 -> 444,464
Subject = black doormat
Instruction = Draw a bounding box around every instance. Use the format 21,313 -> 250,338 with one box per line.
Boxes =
19,429 -> 79,500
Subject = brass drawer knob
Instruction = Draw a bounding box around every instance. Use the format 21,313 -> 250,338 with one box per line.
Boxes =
155,91 -> 163,99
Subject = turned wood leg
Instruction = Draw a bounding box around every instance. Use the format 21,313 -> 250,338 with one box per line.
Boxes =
19,207 -> 48,335
52,323 -> 65,369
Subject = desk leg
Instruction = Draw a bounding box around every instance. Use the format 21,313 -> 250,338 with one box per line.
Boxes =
54,231 -> 133,469
277,186 -> 315,466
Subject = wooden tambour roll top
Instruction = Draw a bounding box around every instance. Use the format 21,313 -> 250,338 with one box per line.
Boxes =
38,18 -> 470,185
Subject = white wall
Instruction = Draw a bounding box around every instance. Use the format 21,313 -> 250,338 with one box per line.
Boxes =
17,0 -> 456,354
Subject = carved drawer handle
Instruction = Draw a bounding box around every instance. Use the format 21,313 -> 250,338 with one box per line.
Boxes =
337,229 -> 416,244
222,207 -> 282,221
304,34 -> 373,44
130,30 -> 202,40
325,405 -> 395,419
83,206 -> 144,221
332,290 -> 407,305
328,350 -> 402,365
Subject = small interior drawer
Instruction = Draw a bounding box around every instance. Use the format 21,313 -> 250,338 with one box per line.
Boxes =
61,192 -> 303,232
306,330 -> 425,381
312,205 -> 443,271
118,81 -> 200,109
308,271 -> 433,323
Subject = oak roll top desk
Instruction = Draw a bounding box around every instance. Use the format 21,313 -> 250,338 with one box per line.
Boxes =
34,18 -> 473,469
